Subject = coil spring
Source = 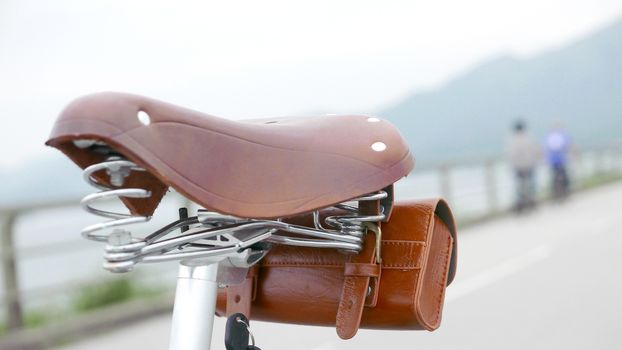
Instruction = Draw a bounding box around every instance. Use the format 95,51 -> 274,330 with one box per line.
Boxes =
80,158 -> 152,243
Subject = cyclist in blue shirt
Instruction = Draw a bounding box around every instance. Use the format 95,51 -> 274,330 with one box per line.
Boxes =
545,122 -> 572,200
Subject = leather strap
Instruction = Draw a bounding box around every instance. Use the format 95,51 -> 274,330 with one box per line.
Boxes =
226,266 -> 259,318
336,233 -> 379,339
335,200 -> 381,340
344,263 -> 380,277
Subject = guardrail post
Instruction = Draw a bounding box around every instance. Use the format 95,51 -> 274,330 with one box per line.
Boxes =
485,159 -> 499,214
439,163 -> 452,203
1,211 -> 23,331
573,150 -> 584,182
595,149 -> 605,175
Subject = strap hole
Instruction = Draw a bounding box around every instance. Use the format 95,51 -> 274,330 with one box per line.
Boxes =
371,142 -> 386,152
137,111 -> 151,126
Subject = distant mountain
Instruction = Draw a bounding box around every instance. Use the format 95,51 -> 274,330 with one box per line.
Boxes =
380,18 -> 622,164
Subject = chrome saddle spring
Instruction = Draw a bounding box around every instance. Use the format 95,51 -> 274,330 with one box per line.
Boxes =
78,156 -> 388,271
80,157 -> 153,243
321,191 -> 387,238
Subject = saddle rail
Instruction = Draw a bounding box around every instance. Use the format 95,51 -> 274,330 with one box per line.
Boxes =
80,155 -> 391,273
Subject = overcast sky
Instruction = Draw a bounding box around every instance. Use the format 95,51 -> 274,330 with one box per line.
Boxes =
1,0 -> 622,168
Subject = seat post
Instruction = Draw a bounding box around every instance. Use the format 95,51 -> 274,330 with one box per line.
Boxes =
169,261 -> 220,350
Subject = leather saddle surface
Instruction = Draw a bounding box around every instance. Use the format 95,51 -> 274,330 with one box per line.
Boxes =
46,92 -> 414,218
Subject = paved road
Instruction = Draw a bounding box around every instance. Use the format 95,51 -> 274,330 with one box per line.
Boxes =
56,182 -> 622,350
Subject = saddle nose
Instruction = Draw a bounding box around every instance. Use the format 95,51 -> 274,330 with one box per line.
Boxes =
46,92 -> 415,218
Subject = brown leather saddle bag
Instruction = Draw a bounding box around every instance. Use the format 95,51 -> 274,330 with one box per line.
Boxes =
216,198 -> 457,339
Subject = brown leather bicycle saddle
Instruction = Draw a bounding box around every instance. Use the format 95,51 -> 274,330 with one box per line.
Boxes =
46,92 -> 414,218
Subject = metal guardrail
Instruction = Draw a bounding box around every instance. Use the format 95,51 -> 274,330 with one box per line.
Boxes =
1,212 -> 21,331
425,145 -> 622,216
1,144 -> 621,332
0,196 -> 190,332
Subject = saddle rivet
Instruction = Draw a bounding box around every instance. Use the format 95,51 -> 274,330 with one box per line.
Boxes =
137,110 -> 151,126
367,117 -> 380,123
371,142 -> 386,152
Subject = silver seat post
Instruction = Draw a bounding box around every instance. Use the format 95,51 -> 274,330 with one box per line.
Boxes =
169,261 -> 220,350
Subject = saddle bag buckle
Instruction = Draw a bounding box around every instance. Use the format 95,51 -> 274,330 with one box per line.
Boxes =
364,222 -> 382,264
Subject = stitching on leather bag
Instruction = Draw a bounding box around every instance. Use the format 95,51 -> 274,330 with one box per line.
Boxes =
381,241 -> 425,268
263,241 -> 426,269
382,240 -> 426,244
430,231 -> 452,326
263,241 -> 427,268
261,262 -> 344,268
